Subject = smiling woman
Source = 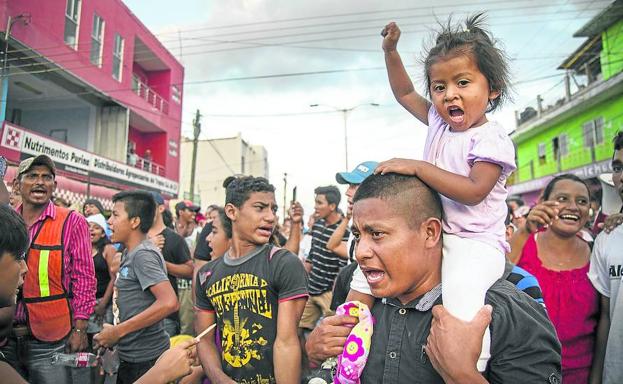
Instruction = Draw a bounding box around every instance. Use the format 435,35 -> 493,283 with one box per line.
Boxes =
507,174 -> 598,384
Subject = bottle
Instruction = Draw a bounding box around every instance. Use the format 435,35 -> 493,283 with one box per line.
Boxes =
51,352 -> 99,368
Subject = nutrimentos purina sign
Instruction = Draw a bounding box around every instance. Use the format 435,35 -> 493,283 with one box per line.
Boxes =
1,123 -> 178,195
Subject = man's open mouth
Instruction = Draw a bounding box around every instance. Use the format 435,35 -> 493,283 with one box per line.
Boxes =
362,268 -> 385,284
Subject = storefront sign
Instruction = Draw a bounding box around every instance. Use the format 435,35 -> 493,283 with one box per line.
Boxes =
509,160 -> 613,195
1,123 -> 179,195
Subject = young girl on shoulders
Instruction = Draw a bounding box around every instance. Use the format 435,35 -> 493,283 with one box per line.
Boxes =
351,14 -> 516,371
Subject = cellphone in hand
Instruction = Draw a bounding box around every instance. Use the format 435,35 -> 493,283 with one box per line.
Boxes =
292,186 -> 297,202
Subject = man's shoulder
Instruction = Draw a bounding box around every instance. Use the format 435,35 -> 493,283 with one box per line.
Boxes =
269,246 -> 300,262
486,279 -> 555,340
162,226 -> 179,237
133,241 -> 164,261
595,225 -> 623,248
485,280 -> 562,381
487,279 -> 538,306
162,227 -> 186,243
65,208 -> 88,224
196,258 -> 225,287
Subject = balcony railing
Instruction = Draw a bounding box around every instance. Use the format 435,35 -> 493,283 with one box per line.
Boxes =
132,75 -> 169,115
127,153 -> 166,176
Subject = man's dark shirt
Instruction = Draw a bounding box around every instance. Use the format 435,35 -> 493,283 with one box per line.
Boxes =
331,262 -> 358,311
160,228 -> 191,321
361,280 -> 562,384
194,222 -> 213,262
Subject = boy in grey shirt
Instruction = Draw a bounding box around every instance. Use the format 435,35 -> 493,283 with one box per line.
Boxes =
94,191 -> 179,384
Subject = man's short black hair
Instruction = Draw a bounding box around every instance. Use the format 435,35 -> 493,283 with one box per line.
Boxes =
112,190 -> 156,233
0,205 -> 28,261
353,173 -> 443,228
314,185 -> 341,208
224,176 -> 275,208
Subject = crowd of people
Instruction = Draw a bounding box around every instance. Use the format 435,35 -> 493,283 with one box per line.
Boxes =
0,13 -> 622,384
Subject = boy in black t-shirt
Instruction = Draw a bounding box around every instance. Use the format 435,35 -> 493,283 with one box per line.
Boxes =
195,176 -> 308,384
148,192 -> 193,337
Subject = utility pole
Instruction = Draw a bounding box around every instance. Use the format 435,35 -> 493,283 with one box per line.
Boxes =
189,109 -> 201,202
282,172 -> 287,220
310,102 -> 379,171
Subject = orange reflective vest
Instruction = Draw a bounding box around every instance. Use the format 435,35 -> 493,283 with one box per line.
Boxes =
22,207 -> 73,342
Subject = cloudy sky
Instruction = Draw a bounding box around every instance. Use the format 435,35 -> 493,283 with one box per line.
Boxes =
125,0 -> 610,213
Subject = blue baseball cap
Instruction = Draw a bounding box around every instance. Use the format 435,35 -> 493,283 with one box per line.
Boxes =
335,161 -> 379,185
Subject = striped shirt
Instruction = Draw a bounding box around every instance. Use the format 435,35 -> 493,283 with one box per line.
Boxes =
307,218 -> 350,296
15,202 -> 96,323
506,264 -> 545,306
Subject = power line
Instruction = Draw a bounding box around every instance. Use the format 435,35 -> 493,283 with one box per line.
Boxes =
151,0 -> 607,36
4,1 -> 608,66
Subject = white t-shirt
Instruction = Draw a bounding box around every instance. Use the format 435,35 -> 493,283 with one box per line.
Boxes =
299,234 -> 312,262
587,225 -> 623,384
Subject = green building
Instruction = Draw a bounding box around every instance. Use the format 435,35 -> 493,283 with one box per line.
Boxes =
509,0 -> 623,204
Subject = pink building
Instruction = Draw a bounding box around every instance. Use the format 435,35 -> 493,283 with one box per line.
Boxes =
0,0 -> 184,207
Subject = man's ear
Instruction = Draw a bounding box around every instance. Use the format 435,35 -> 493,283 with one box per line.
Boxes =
130,216 -> 141,231
224,203 -> 238,222
422,217 -> 443,249
12,178 -> 20,194
329,203 -> 337,213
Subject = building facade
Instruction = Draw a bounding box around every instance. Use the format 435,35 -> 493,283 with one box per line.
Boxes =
0,0 -> 184,208
510,1 -> 623,204
179,134 -> 269,209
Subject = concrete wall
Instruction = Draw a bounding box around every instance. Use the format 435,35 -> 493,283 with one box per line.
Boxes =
179,136 -> 269,209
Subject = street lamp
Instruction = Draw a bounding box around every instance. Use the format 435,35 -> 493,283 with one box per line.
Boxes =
310,102 -> 379,170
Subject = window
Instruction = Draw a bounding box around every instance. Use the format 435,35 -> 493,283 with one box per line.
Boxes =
594,117 -> 604,145
90,14 -> 105,66
171,85 -> 181,104
538,143 -> 547,165
583,117 -> 605,147
559,134 -> 569,157
552,137 -> 560,160
64,0 -> 81,48
241,155 -> 246,174
583,121 -> 595,148
112,34 -> 124,81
